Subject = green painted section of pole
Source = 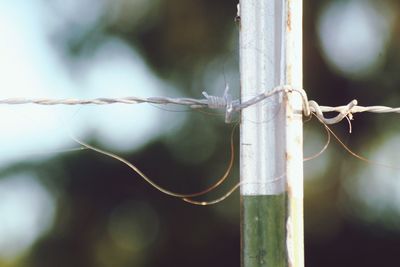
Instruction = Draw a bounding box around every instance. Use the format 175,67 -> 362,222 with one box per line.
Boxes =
239,0 -> 304,266
241,195 -> 286,267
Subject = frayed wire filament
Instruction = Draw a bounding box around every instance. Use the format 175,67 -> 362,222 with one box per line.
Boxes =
72,123 -> 239,206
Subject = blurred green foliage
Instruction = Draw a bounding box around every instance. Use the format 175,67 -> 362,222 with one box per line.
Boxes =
1,0 -> 400,266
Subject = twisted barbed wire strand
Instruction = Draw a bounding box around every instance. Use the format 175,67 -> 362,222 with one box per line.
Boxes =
1,86 -> 399,124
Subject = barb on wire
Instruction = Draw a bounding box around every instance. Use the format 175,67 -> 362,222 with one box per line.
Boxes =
1,85 -> 400,124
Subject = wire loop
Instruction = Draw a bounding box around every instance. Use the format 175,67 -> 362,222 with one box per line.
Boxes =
309,99 -> 358,125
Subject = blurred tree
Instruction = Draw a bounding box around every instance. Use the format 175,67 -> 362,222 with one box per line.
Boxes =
1,0 -> 400,266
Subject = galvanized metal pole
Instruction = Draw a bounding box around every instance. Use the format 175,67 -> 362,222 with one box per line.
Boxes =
239,0 -> 304,266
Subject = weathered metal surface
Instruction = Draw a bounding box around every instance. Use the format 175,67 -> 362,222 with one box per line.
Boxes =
239,0 -> 285,197
284,1 -> 304,266
239,0 -> 304,266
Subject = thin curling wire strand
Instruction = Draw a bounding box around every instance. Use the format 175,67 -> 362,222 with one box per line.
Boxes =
303,118 -> 331,162
313,114 -> 400,170
70,123 -> 237,199
184,105 -> 400,206
182,177 -> 283,206
183,118 -> 335,206
183,182 -> 242,206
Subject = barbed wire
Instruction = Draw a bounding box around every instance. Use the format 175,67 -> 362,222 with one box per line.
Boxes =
1,85 -> 399,124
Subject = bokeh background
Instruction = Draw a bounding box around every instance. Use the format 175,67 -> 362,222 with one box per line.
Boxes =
0,0 -> 400,266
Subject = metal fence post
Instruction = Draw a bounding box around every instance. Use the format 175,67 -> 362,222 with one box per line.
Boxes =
239,0 -> 304,266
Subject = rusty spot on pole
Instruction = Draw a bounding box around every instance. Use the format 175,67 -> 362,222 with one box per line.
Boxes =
285,151 -> 292,161
287,4 -> 292,31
